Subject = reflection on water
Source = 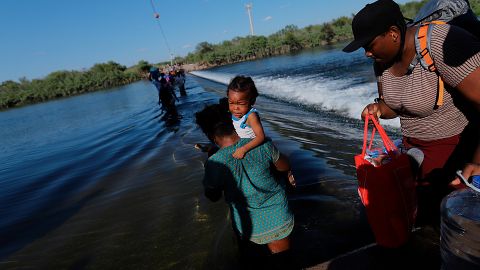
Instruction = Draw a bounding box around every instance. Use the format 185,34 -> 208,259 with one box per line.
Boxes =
0,47 -> 389,269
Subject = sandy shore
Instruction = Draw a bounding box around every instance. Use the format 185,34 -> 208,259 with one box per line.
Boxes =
181,63 -> 212,72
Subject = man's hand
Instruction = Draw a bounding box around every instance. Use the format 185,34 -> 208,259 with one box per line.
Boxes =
361,103 -> 381,120
451,163 -> 480,189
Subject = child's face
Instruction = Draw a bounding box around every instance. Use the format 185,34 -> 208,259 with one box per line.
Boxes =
228,90 -> 251,119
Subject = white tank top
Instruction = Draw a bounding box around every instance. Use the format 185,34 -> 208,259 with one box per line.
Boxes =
232,108 -> 257,139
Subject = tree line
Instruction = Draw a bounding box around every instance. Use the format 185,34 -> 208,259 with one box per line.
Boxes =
183,0 -> 479,66
0,61 -> 151,109
1,0 -> 478,109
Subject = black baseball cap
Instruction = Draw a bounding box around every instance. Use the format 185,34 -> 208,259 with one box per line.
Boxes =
343,0 -> 404,52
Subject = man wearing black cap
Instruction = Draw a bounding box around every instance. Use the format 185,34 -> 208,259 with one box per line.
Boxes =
343,0 -> 405,54
343,0 -> 480,241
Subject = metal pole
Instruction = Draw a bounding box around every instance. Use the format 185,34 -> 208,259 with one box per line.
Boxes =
245,3 -> 254,36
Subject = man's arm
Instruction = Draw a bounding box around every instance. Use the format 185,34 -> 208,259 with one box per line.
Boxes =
454,67 -> 480,180
203,160 -> 225,202
204,188 -> 222,202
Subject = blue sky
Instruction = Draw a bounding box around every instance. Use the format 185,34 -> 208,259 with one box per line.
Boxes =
0,0 -> 412,83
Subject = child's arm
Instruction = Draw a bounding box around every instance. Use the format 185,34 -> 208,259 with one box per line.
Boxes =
232,112 -> 265,159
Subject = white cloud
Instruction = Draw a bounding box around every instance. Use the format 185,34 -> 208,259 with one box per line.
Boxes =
264,16 -> 272,21
182,44 -> 192,49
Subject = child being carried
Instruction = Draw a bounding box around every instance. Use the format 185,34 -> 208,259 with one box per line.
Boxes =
226,75 -> 296,187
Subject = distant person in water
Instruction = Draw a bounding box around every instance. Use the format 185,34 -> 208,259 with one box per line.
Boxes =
148,66 -> 163,105
227,75 -> 296,186
148,66 -> 160,82
195,102 -> 296,269
158,77 -> 178,119
148,66 -> 178,119
176,69 -> 187,96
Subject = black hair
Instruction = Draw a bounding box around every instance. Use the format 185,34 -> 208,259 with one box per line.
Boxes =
195,102 -> 234,141
227,76 -> 259,104
218,97 -> 229,111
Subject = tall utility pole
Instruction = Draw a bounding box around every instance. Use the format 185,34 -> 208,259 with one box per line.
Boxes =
245,3 -> 254,36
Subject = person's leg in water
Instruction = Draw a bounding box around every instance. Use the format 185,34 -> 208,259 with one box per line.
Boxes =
160,96 -> 172,120
237,236 -> 296,269
151,80 -> 162,105
159,90 -> 175,116
153,86 -> 162,106
266,237 -> 298,269
235,235 -> 270,269
179,83 -> 187,96
168,98 -> 178,118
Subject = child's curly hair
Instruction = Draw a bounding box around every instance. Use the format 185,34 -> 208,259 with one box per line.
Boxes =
227,76 -> 259,104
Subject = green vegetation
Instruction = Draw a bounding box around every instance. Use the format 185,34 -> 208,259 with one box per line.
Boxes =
183,0 -> 478,67
183,17 -> 352,66
0,61 -> 155,109
1,0 -> 479,109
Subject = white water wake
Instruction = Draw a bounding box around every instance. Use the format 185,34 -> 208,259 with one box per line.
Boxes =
191,70 -> 400,127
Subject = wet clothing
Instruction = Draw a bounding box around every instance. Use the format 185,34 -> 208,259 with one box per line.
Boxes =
232,108 -> 258,139
402,125 -> 478,182
158,83 -> 177,116
203,139 -> 293,244
176,74 -> 186,96
403,123 -> 478,224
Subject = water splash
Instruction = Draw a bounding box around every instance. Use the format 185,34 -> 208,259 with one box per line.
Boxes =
191,70 -> 400,127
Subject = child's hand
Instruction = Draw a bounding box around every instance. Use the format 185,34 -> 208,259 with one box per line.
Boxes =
195,143 -> 212,153
233,147 -> 247,159
288,170 -> 296,187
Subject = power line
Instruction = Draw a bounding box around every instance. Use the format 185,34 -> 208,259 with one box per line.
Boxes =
149,0 -> 174,64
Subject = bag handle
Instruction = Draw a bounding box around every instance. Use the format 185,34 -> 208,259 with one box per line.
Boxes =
361,114 -> 397,156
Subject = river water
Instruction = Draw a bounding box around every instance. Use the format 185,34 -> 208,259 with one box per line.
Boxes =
0,45 -> 403,269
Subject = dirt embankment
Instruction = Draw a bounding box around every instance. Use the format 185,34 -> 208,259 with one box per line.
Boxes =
181,63 -> 213,73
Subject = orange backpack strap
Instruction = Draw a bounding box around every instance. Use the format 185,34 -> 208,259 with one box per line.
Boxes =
410,21 -> 446,108
435,76 -> 444,108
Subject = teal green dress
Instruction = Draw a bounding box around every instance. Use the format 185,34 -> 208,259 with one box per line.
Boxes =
203,139 -> 293,244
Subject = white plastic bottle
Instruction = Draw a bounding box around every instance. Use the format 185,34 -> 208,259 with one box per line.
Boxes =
440,173 -> 480,270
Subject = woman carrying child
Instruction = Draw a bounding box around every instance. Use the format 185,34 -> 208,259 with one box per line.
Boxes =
195,102 -> 296,269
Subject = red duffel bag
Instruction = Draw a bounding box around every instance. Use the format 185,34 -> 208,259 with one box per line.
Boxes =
354,114 -> 417,248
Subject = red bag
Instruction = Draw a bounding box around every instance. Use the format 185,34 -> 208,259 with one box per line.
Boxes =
354,115 -> 417,248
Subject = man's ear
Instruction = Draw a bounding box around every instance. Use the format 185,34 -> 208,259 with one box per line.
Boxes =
388,26 -> 400,41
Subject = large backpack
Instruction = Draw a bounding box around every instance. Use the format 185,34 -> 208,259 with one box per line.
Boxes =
407,0 -> 480,108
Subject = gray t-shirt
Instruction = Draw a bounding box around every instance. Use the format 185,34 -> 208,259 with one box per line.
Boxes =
379,24 -> 480,140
